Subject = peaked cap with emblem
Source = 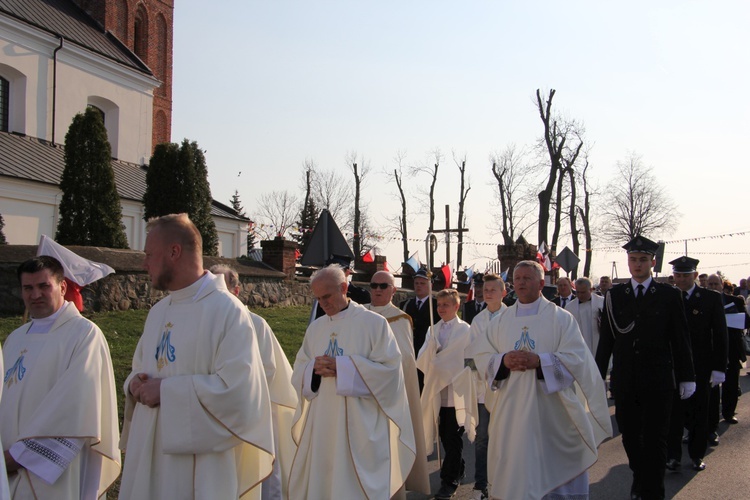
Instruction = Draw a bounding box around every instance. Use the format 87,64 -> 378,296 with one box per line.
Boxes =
622,235 -> 660,255
473,273 -> 484,284
669,255 -> 699,273
325,254 -> 352,269
414,266 -> 430,280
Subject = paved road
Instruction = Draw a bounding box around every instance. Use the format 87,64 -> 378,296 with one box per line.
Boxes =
408,373 -> 750,499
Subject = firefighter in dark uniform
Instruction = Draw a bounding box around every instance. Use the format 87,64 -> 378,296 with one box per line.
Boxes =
595,236 -> 695,500
665,256 -> 726,472
400,266 -> 438,392
461,273 -> 486,324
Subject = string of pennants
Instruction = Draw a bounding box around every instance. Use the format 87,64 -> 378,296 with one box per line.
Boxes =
254,224 -> 750,252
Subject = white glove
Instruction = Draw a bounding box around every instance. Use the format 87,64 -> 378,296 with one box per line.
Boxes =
710,371 -> 726,387
679,381 -> 696,399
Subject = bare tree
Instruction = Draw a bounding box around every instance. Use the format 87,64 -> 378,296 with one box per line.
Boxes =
453,152 -> 471,269
576,154 -> 596,277
600,153 -> 679,242
385,150 -> 411,264
312,168 -> 352,230
490,145 -> 537,246
254,190 -> 299,240
347,151 -> 370,261
410,148 -> 442,267
535,89 -> 584,254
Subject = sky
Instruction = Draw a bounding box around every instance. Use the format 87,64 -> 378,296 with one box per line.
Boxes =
171,1 -> 750,283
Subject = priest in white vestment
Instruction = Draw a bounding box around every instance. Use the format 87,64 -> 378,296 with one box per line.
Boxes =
564,277 -> 604,356
211,264 -> 299,500
466,261 -> 612,500
1,347 -> 13,500
119,214 -> 275,500
364,271 -> 430,496
1,256 -> 120,499
290,265 -> 416,500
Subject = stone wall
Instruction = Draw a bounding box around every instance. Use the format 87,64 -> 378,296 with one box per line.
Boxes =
0,243 -> 448,316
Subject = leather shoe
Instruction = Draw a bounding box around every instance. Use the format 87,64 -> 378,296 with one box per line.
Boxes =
665,458 -> 681,471
708,432 -> 719,446
682,433 -> 690,444
692,459 -> 706,471
724,416 -> 739,424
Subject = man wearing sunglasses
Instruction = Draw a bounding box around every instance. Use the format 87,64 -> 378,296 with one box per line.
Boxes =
364,271 -> 430,497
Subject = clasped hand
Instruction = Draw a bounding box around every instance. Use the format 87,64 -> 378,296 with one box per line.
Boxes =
129,373 -> 162,407
314,355 -> 337,377
503,350 -> 541,372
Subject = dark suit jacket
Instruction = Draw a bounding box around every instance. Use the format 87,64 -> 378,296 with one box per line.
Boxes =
314,282 -> 371,319
400,296 -> 439,354
552,294 -> 576,307
721,293 -> 749,365
596,280 -> 695,393
462,300 -> 487,325
681,287 -> 727,378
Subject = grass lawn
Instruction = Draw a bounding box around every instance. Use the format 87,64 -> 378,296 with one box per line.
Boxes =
0,304 -> 310,497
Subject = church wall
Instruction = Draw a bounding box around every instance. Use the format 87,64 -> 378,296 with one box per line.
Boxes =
0,15 -> 157,164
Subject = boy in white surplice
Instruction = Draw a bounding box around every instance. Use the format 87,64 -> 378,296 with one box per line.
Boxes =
416,289 -> 471,500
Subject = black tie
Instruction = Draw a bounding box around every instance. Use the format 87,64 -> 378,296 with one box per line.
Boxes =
636,284 -> 644,299
417,299 -> 423,309
477,302 -> 482,313
684,291 -> 689,302
561,298 -> 567,307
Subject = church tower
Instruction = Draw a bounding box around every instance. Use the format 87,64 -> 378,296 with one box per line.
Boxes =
72,0 -> 174,151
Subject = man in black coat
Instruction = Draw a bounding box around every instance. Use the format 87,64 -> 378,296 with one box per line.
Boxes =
461,273 -> 486,325
596,236 -> 695,500
706,275 -> 749,429
665,257 -> 727,472
552,276 -> 576,307
400,267 -> 439,392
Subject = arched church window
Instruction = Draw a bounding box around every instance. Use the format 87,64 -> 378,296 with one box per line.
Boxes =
0,76 -> 8,132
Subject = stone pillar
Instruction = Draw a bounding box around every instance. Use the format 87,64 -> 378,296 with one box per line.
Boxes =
261,237 -> 298,280
497,242 -> 537,286
353,255 -> 388,283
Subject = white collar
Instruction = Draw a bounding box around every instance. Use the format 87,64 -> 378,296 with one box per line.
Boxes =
631,276 -> 653,290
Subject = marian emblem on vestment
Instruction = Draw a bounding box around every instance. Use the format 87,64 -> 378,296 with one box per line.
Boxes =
514,326 -> 536,352
155,322 -> 177,371
4,349 -> 27,387
324,332 -> 344,357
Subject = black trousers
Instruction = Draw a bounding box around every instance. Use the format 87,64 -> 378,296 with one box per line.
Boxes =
615,389 -> 673,500
438,406 -> 465,485
667,379 -> 710,461
722,362 -> 741,419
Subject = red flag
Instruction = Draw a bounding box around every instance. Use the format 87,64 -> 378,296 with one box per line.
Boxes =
466,280 -> 474,302
64,278 -> 83,312
441,264 -> 452,288
383,261 -> 390,272
362,249 -> 375,263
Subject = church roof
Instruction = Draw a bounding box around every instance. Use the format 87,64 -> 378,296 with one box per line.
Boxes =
0,0 -> 151,76
0,131 -> 249,222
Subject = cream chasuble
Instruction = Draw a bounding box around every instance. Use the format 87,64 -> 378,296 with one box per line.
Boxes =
564,294 -> 604,356
0,349 -> 11,500
415,318 -> 472,449
466,298 -> 612,500
365,303 -> 430,495
119,273 -> 274,500
290,302 -> 416,500
0,302 -> 120,499
248,312 -> 298,500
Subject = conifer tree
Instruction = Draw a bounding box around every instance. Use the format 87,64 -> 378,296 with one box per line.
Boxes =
0,213 -> 7,244
230,190 -> 255,252
295,196 -> 319,254
143,139 -> 219,256
56,108 -> 129,248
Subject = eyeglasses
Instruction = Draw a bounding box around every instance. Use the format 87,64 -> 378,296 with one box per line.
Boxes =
370,282 -> 391,290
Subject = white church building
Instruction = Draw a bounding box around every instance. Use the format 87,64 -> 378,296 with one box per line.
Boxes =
0,0 -> 249,257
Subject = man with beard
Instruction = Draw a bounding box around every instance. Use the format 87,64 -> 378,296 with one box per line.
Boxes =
119,214 -> 274,500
